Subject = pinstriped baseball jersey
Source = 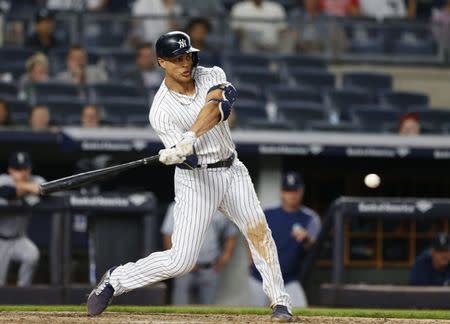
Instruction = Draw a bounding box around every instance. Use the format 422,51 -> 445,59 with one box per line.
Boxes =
149,66 -> 235,165
108,64 -> 292,311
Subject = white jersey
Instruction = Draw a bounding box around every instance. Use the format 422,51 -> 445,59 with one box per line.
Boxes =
149,66 -> 235,165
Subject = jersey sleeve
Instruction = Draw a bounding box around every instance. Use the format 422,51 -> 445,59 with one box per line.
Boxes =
210,66 -> 227,86
149,108 -> 184,149
160,202 -> 175,235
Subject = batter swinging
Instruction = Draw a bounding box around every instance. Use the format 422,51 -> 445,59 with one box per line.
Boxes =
87,31 -> 293,322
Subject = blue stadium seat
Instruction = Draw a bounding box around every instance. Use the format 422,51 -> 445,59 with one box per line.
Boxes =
326,89 -> 373,121
244,119 -> 295,130
279,54 -> 327,70
349,37 -> 385,54
409,108 -> 450,133
351,106 -> 402,133
232,67 -> 282,90
82,18 -> 129,48
290,69 -> 335,91
99,100 -> 149,127
392,40 -> 435,56
0,47 -> 35,80
0,82 -> 18,99
224,53 -> 272,69
385,24 -> 436,55
277,102 -> 328,129
233,100 -> 268,128
305,120 -> 361,133
36,98 -> 86,125
236,83 -> 262,101
7,99 -> 31,125
270,86 -> 322,105
32,82 -> 83,102
380,91 -> 429,111
89,83 -> 144,103
104,49 -> 136,79
342,72 -> 392,97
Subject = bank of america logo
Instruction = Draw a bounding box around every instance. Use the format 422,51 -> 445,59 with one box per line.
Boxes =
178,39 -> 187,48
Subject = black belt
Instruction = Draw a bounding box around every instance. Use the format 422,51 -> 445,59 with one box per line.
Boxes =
177,154 -> 235,170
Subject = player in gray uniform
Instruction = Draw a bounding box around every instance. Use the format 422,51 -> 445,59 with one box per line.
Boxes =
0,152 -> 44,286
87,31 -> 293,322
162,202 -> 237,304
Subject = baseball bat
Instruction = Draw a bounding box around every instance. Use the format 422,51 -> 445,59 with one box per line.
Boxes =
39,154 -> 160,195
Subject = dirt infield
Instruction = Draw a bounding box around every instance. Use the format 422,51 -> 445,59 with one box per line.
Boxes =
0,312 -> 450,324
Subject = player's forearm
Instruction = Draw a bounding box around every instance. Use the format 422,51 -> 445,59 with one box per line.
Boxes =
189,102 -> 221,137
222,236 -> 237,259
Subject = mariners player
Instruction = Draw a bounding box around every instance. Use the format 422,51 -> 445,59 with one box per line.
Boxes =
0,152 -> 43,286
87,31 -> 293,322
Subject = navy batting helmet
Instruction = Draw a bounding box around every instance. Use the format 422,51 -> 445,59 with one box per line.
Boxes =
155,31 -> 199,66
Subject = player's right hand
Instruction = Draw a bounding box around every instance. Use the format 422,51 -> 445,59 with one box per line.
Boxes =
158,148 -> 186,165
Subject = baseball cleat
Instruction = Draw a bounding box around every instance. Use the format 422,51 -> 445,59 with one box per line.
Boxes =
86,266 -> 117,316
271,304 -> 293,322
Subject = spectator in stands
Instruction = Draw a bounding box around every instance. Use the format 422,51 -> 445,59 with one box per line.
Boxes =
0,152 -> 43,287
131,0 -> 182,45
185,17 -> 221,66
411,232 -> 450,285
319,0 -> 360,17
25,8 -> 61,54
29,105 -> 51,131
125,43 -> 163,90
432,0 -> 450,52
0,100 -> 12,127
359,0 -> 407,20
230,0 -> 295,53
399,112 -> 421,135
18,52 -> 50,102
408,0 -> 447,20
161,202 -> 237,304
248,172 -> 321,307
81,104 -> 101,128
55,45 -> 108,85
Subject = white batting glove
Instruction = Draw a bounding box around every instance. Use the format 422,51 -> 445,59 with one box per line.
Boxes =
175,131 -> 197,157
158,148 -> 185,165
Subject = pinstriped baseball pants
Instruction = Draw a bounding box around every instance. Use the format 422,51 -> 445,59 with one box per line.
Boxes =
109,158 -> 291,309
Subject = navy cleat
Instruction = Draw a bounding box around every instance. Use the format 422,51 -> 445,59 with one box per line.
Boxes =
271,305 -> 293,322
86,267 -> 117,316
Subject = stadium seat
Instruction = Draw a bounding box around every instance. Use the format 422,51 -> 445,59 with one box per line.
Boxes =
0,47 -> 35,80
104,49 -> 136,79
36,98 -> 86,125
88,83 -> 144,103
232,67 -> 282,90
0,82 -> 18,99
99,100 -> 149,127
351,106 -> 402,133
277,102 -> 328,129
290,69 -> 335,91
385,24 -> 436,56
7,99 -> 31,125
243,119 -> 295,130
224,53 -> 272,69
380,91 -> 429,111
349,37 -> 385,54
270,86 -> 323,105
236,83 -> 263,101
279,54 -> 327,70
342,72 -> 392,97
82,18 -> 129,48
306,120 -> 361,133
326,89 -> 373,121
32,82 -> 83,102
233,100 -> 268,128
409,108 -> 450,133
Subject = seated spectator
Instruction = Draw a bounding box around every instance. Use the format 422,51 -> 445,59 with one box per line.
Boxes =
411,233 -> 450,286
0,152 -> 43,287
81,104 -> 101,128
18,52 -> 50,102
131,0 -> 182,45
249,172 -> 321,307
55,45 -> 108,85
359,0 -> 407,20
125,43 -> 163,90
29,105 -> 51,131
399,112 -> 421,135
0,100 -> 12,126
25,8 -> 61,54
230,0 -> 294,53
432,0 -> 450,52
319,0 -> 360,17
186,17 -> 221,66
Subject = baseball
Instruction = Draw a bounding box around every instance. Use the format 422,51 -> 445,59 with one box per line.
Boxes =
364,173 -> 380,188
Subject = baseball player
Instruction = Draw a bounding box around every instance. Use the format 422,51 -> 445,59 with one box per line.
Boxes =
162,202 -> 237,304
87,31 -> 293,322
0,152 -> 43,286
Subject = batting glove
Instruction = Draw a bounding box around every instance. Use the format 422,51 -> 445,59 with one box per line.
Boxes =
158,148 -> 185,165
175,131 -> 197,157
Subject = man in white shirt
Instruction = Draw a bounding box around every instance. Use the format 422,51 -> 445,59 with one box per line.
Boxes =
359,0 -> 407,20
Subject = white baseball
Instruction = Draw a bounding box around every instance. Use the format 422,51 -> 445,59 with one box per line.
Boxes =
364,173 -> 380,188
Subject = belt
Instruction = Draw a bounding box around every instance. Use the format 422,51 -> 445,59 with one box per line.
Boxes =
177,153 -> 235,170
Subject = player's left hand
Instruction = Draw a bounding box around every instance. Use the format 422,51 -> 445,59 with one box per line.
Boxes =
159,148 -> 185,165
175,131 -> 197,157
